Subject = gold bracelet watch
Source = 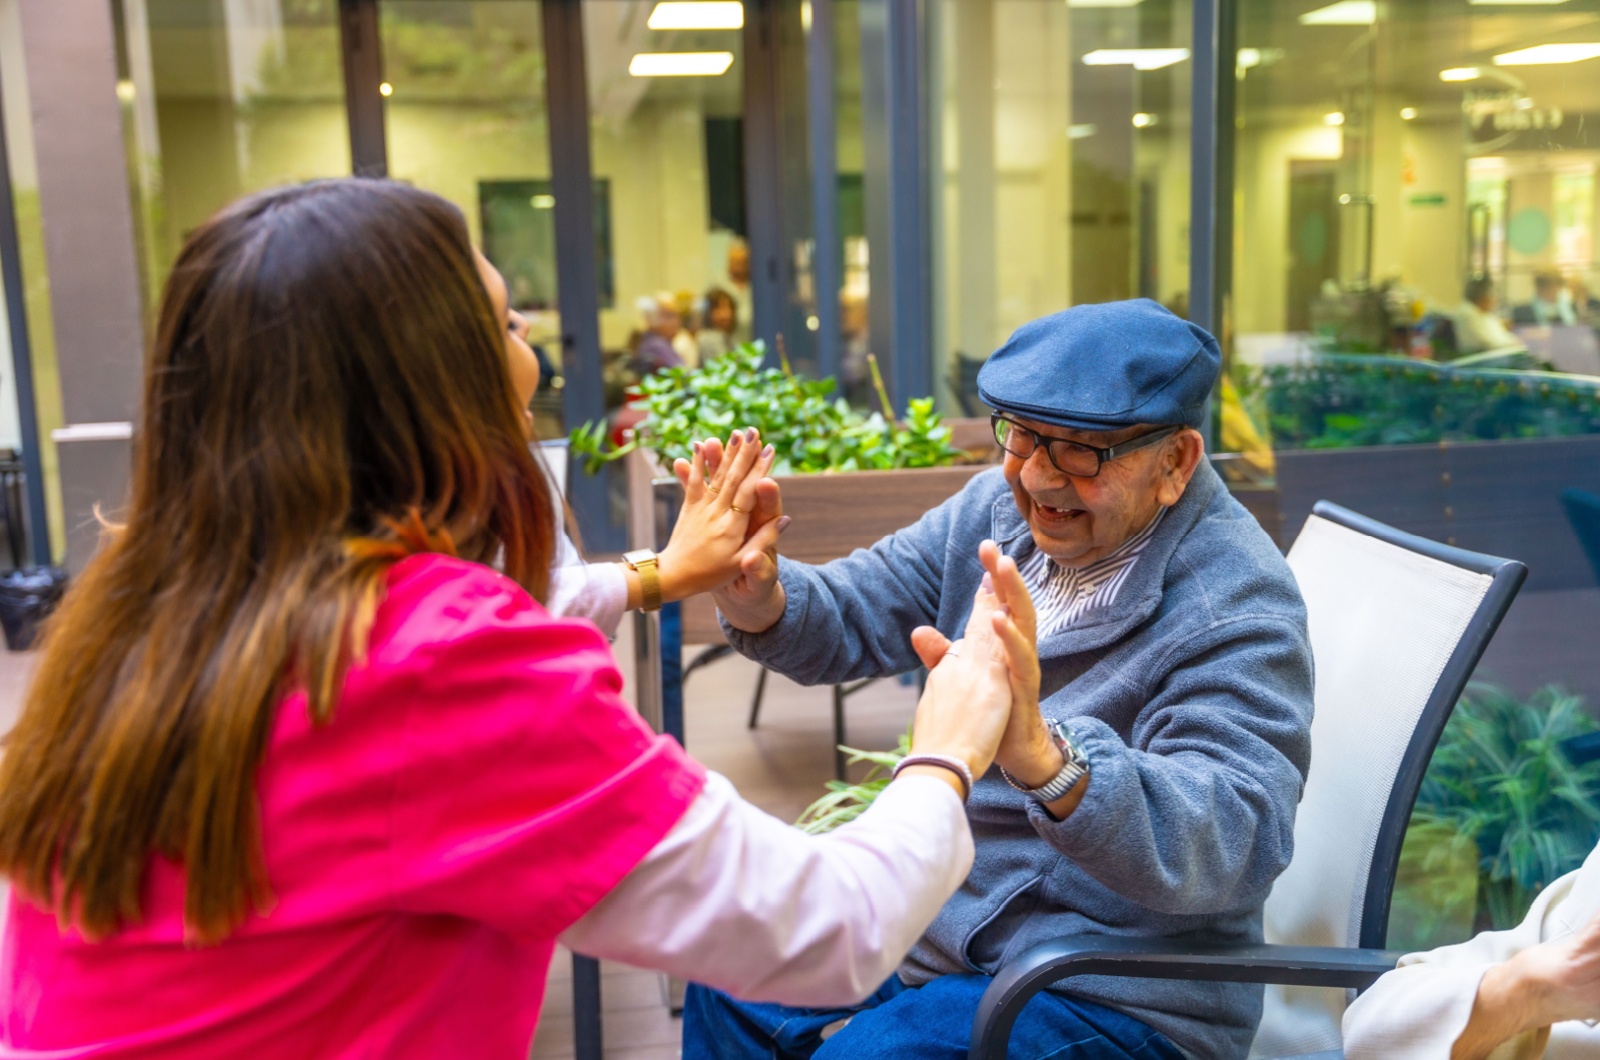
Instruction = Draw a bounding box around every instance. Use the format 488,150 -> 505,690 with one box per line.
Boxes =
622,549 -> 662,612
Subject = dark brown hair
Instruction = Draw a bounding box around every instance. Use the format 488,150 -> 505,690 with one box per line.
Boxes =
0,179 -> 555,942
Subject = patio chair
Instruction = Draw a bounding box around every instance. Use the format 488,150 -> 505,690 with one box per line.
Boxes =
969,500 -> 1527,1060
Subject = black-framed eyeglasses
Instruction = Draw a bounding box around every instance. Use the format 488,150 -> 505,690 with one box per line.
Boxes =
990,414 -> 1181,478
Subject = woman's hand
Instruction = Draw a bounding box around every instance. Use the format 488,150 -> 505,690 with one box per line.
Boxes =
650,428 -> 789,604
905,577 -> 1014,786
1455,911 -> 1600,1059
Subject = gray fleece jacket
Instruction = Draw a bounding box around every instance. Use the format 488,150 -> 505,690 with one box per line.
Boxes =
722,461 -> 1314,1058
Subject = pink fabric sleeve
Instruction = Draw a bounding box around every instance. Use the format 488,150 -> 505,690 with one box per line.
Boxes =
386,579 -> 705,939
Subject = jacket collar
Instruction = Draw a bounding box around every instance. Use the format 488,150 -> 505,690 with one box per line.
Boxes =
988,461 -> 1222,658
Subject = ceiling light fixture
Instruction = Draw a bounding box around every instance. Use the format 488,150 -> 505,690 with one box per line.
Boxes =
1440,66 -> 1482,81
647,2 -> 744,30
1068,0 -> 1142,7
530,194 -> 556,209
629,51 -> 737,76
1131,112 -> 1156,128
379,81 -> 393,97
1469,0 -> 1571,5
1067,123 -> 1098,138
1082,48 -> 1190,70
1494,43 -> 1600,65
1298,1 -> 1376,26
1324,111 -> 1346,126
1399,106 -> 1418,119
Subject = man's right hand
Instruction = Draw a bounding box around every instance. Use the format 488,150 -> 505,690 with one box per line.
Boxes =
701,436 -> 788,633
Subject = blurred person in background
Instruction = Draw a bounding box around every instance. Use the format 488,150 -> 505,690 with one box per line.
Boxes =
0,179 -> 1031,1060
631,292 -> 686,377
699,287 -> 739,362
724,238 -> 753,343
1513,270 -> 1577,327
1570,276 -> 1600,326
672,289 -> 700,367
1454,276 -> 1523,356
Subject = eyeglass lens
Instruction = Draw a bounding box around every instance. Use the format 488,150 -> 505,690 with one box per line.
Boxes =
995,421 -> 1100,476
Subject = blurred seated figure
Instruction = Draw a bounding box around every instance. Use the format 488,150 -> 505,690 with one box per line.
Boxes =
724,239 -> 753,344
698,287 -> 739,362
1344,843 -> 1600,1059
1571,276 -> 1600,325
1512,270 -> 1577,327
631,293 -> 687,377
1453,276 -> 1524,355
673,290 -> 700,368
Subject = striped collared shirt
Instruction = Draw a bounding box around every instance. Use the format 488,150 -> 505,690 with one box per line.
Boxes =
1018,508 -> 1166,638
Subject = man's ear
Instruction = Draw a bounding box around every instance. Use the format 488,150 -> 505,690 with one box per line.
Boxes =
1156,428 -> 1205,507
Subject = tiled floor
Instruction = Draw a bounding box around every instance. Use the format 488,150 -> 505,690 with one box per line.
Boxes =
0,637 -> 919,1060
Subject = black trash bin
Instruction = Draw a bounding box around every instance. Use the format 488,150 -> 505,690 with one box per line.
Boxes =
0,566 -> 66,651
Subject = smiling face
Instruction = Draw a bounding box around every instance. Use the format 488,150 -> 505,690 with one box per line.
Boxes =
1002,416 -> 1204,567
474,250 -> 539,438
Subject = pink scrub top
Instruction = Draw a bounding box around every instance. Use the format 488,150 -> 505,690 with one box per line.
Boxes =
0,553 -> 705,1058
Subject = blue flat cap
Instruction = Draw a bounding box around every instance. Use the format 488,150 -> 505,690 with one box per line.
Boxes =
976,299 -> 1220,431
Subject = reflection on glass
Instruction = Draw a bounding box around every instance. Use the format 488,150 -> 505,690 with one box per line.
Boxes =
379,1 -> 564,435
1232,1 -> 1600,952
928,0 -> 1191,416
583,0 -> 745,394
115,0 -> 349,306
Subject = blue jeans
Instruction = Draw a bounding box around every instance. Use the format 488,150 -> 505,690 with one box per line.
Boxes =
681,975 -> 1186,1060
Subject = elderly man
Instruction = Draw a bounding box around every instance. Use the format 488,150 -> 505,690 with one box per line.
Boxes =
1343,843 -> 1600,1059
681,300 -> 1314,1059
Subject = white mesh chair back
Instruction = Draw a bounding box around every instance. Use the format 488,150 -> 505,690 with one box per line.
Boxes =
1248,510 -> 1498,1057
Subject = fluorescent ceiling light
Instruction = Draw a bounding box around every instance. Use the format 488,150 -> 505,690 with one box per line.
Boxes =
1068,0 -> 1142,6
1082,48 -> 1190,70
1494,43 -> 1600,65
647,2 -> 744,30
530,194 -> 556,209
1470,0 -> 1571,5
629,51 -> 736,76
1299,1 -> 1376,25
1131,112 -> 1157,127
378,81 -> 393,97
1399,106 -> 1418,119
1324,111 -> 1346,125
1440,66 -> 1482,81
1067,123 -> 1098,138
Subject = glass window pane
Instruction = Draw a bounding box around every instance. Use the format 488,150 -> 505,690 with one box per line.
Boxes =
930,0 -> 1192,415
117,0 -> 349,305
378,1 -> 562,435
584,0 -> 746,390
1232,0 -> 1600,950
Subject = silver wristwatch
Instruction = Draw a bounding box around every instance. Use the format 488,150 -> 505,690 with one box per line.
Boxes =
1003,719 -> 1089,804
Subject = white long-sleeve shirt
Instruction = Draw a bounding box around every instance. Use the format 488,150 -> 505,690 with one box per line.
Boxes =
562,771 -> 974,1004
545,544 -> 974,1004
1344,843 -> 1600,1059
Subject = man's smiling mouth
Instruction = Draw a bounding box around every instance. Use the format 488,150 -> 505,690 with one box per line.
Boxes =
1033,503 -> 1085,524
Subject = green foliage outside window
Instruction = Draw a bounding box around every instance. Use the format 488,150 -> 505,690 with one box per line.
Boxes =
1392,684 -> 1600,952
570,342 -> 964,476
1240,356 -> 1600,451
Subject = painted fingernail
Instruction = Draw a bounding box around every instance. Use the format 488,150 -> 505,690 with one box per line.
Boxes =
745,427 -> 758,443
762,444 -> 775,459
693,441 -> 703,456
777,515 -> 793,533
729,431 -> 742,448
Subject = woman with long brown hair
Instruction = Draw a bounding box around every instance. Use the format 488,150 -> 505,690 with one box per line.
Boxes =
0,180 -> 1026,1058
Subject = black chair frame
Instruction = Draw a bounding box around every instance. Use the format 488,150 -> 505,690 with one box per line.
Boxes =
968,501 -> 1528,1060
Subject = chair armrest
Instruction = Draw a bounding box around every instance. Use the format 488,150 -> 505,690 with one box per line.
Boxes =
969,936 -> 1401,1060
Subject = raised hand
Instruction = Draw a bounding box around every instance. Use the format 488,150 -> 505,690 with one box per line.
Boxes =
699,436 -> 789,634
654,428 -> 787,602
907,573 -> 1015,785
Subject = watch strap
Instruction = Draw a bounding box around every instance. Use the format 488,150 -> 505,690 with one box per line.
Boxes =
1001,720 -> 1089,804
622,549 -> 662,612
